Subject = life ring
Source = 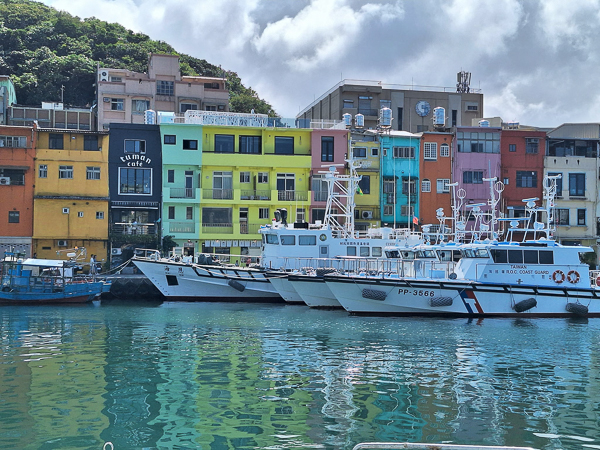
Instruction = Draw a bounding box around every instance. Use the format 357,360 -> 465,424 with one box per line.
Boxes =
567,270 -> 580,284
596,275 -> 600,286
552,270 -> 565,284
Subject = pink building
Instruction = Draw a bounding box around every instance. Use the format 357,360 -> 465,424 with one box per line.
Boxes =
309,129 -> 349,223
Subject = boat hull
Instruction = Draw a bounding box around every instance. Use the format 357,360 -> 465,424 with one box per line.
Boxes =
0,282 -> 105,305
288,275 -> 342,308
265,272 -> 305,303
133,259 -> 283,302
325,276 -> 600,317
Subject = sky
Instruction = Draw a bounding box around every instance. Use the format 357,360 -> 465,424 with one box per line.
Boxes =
39,0 -> 600,127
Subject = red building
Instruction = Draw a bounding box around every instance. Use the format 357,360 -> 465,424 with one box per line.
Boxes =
500,128 -> 546,220
0,125 -> 36,255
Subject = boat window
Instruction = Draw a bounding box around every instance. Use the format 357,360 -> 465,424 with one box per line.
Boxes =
265,234 -> 279,245
347,246 -> 357,256
360,247 -> 369,257
401,251 -> 416,260
437,250 -> 451,261
475,249 -> 490,258
579,251 -> 593,264
298,235 -> 316,246
523,250 -> 538,264
508,250 -> 523,263
372,247 -> 382,257
386,250 -> 400,258
280,235 -> 295,245
491,249 -> 508,263
539,250 -> 553,264
417,250 -> 436,258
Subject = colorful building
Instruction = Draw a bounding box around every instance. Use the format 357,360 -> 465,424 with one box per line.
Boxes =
352,133 -> 381,231
108,123 -> 162,265
160,123 -> 202,255
33,129 -> 109,264
380,131 -> 421,228
418,131 -> 453,228
0,125 -> 36,255
200,121 -> 312,260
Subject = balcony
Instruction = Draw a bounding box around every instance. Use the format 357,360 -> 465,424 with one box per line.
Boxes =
203,189 -> 233,200
240,190 -> 271,201
278,191 -> 308,202
169,222 -> 196,233
169,187 -> 196,199
202,223 -> 233,234
314,191 -> 328,202
111,222 -> 156,235
239,222 -> 263,235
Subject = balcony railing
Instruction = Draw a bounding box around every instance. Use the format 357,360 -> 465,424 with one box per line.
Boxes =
203,189 -> 233,200
169,222 -> 196,233
278,191 -> 308,202
240,190 -> 271,200
202,223 -> 233,234
239,222 -> 263,235
170,187 -> 196,199
111,223 -> 156,235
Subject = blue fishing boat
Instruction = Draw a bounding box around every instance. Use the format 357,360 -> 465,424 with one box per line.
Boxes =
0,251 -> 110,304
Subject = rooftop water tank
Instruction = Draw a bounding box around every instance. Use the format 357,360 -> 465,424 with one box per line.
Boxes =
379,107 -> 392,128
144,110 -> 156,124
355,113 -> 364,128
433,107 -> 445,127
478,119 -> 490,127
343,113 -> 352,128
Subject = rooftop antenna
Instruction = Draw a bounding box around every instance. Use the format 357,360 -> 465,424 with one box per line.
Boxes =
456,70 -> 471,93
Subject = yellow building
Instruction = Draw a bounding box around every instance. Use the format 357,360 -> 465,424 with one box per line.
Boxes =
33,129 -> 110,266
200,124 -> 312,261
352,137 -> 381,231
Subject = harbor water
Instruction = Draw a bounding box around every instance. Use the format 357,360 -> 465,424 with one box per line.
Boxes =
1,301 -> 599,450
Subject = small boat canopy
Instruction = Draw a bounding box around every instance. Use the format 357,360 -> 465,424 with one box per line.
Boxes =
21,259 -> 65,268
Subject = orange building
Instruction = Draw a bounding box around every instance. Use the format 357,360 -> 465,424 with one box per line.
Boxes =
0,125 -> 36,255
419,131 -> 454,230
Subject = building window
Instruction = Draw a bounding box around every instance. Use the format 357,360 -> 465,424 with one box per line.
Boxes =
509,144 -> 516,152
456,131 -> 500,153
180,103 -> 198,113
276,173 -> 295,200
451,110 -> 457,127
168,170 -> 175,183
186,207 -> 193,220
132,99 -> 150,113
164,135 -> 176,145
49,133 -> 64,149
569,173 -> 585,197
437,179 -> 450,193
393,146 -> 414,158
353,147 -> 367,158
401,205 -> 414,217
422,179 -> 431,192
548,172 -> 563,196
258,172 -> 268,183
59,165 -> 73,179
358,175 -> 370,195
372,147 -> 378,157
297,208 -> 306,222
343,99 -> 354,109
526,138 -> 539,154
8,211 -> 19,223
119,168 -> 152,194
204,82 -> 220,89
463,171 -> 484,184
156,80 -> 174,96
168,206 -> 175,220
96,211 -> 104,219
86,166 -> 101,180
402,179 -> 416,195
503,178 -> 509,185
274,136 -> 294,154
0,135 -> 26,147
440,143 -> 450,157
111,98 -> 124,111
183,139 -> 198,150
516,171 -> 537,188
312,174 -> 328,202
124,139 -> 146,154
577,209 -> 586,226
423,142 -> 437,160
215,135 -> 234,153
259,208 -> 270,219
83,135 -> 99,150
556,209 -> 569,225
383,205 -> 394,216
383,178 -> 395,194
321,136 -> 334,162
239,136 -> 261,154
240,172 -> 250,183
39,164 -> 48,178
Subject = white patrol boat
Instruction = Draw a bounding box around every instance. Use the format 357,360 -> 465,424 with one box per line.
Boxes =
325,175 -> 600,317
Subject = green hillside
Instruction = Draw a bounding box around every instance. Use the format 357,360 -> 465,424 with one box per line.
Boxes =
0,0 -> 276,115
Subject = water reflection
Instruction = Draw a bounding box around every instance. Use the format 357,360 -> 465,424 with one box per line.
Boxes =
0,304 -> 599,449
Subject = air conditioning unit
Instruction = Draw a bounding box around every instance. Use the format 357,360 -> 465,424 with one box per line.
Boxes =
62,207 -> 70,214
111,248 -> 122,256
99,70 -> 109,81
362,210 -> 373,219
57,240 -> 68,247
0,177 -> 10,185
103,97 -> 110,103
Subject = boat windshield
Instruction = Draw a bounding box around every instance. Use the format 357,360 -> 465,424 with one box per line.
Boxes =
265,234 -> 279,245
461,248 -> 490,258
417,250 -> 436,258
